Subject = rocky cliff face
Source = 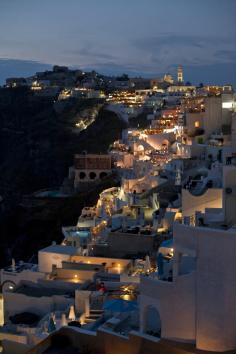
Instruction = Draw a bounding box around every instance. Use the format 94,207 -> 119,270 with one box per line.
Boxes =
0,87 -> 126,266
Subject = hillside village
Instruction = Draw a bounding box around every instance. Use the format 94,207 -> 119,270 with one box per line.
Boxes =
0,65 -> 236,354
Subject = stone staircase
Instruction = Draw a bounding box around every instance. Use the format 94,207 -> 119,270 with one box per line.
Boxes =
84,309 -> 104,324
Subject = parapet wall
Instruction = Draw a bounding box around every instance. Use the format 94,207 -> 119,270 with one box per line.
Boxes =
182,188 -> 222,217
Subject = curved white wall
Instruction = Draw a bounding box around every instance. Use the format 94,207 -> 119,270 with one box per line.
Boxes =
182,188 -> 223,217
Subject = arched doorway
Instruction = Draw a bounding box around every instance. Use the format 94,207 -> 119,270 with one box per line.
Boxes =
89,172 -> 97,180
0,280 -> 17,326
161,139 -> 169,151
79,171 -> 86,180
143,305 -> 161,337
100,172 -> 107,179
1,280 -> 16,292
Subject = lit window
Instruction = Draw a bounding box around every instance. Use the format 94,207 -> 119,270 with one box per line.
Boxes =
195,121 -> 200,128
222,102 -> 233,109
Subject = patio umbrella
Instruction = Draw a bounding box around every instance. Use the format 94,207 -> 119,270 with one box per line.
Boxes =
68,305 -> 76,321
61,313 -> 67,327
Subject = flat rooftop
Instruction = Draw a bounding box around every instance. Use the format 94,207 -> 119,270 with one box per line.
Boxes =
39,245 -> 77,255
3,262 -> 38,273
13,284 -> 74,298
110,227 -> 156,236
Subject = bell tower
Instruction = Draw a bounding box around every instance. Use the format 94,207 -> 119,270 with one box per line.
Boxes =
177,65 -> 184,83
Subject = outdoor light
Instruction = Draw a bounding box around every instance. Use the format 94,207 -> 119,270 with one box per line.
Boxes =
68,305 -> 76,321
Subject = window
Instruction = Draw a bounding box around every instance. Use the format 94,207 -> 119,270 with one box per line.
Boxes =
89,172 -> 96,180
79,172 -> 86,179
100,172 -> 107,179
195,121 -> 200,128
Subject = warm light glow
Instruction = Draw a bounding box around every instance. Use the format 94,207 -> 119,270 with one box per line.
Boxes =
175,211 -> 182,221
157,227 -> 167,233
122,294 -> 132,301
222,102 -> 233,109
0,295 -> 4,326
68,305 -> 76,321
117,263 -> 121,274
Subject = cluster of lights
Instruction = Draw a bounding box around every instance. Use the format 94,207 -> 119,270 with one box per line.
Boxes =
111,141 -> 129,152
106,90 -> 143,106
143,128 -> 162,135
149,107 -> 181,132
150,154 -> 172,166
182,97 -> 205,113
100,197 -> 114,217
92,220 -> 107,236
75,121 -> 90,129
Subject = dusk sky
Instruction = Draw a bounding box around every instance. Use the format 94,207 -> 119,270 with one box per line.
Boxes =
0,0 -> 236,85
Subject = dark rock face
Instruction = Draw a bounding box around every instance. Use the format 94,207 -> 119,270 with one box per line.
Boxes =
0,87 -> 126,267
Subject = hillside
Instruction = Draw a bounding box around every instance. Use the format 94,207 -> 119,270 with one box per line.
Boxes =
0,87 -> 126,266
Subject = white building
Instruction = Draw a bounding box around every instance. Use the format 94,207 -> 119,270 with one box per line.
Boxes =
140,165 -> 236,352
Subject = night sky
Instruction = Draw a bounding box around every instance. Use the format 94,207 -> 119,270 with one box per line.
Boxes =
0,0 -> 236,85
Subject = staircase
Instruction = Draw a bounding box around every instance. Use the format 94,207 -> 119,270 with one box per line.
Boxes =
84,309 -> 104,325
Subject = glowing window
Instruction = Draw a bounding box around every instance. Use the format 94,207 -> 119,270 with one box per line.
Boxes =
195,121 -> 200,128
222,102 -> 233,109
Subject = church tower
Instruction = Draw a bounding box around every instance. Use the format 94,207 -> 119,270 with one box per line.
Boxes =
177,65 -> 184,83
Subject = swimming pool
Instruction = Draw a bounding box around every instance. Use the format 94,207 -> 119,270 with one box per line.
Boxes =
35,190 -> 69,198
69,230 -> 90,238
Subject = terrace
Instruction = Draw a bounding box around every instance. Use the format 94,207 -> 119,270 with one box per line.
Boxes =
62,226 -> 91,239
13,283 -> 74,298
181,97 -> 205,113
3,262 -> 38,274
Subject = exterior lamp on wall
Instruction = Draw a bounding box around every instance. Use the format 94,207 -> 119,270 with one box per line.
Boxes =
74,274 -> 79,283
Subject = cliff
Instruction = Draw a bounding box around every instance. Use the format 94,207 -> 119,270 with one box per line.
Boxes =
0,87 -> 126,266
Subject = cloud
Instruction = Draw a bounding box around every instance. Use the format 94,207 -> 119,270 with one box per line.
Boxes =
133,33 -> 236,51
215,49 -> 236,62
133,34 -> 205,50
0,59 -> 52,84
83,60 -> 166,77
72,47 -> 116,61
131,33 -> 236,70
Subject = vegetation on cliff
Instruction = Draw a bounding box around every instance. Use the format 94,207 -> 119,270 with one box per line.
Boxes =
0,87 -> 126,266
